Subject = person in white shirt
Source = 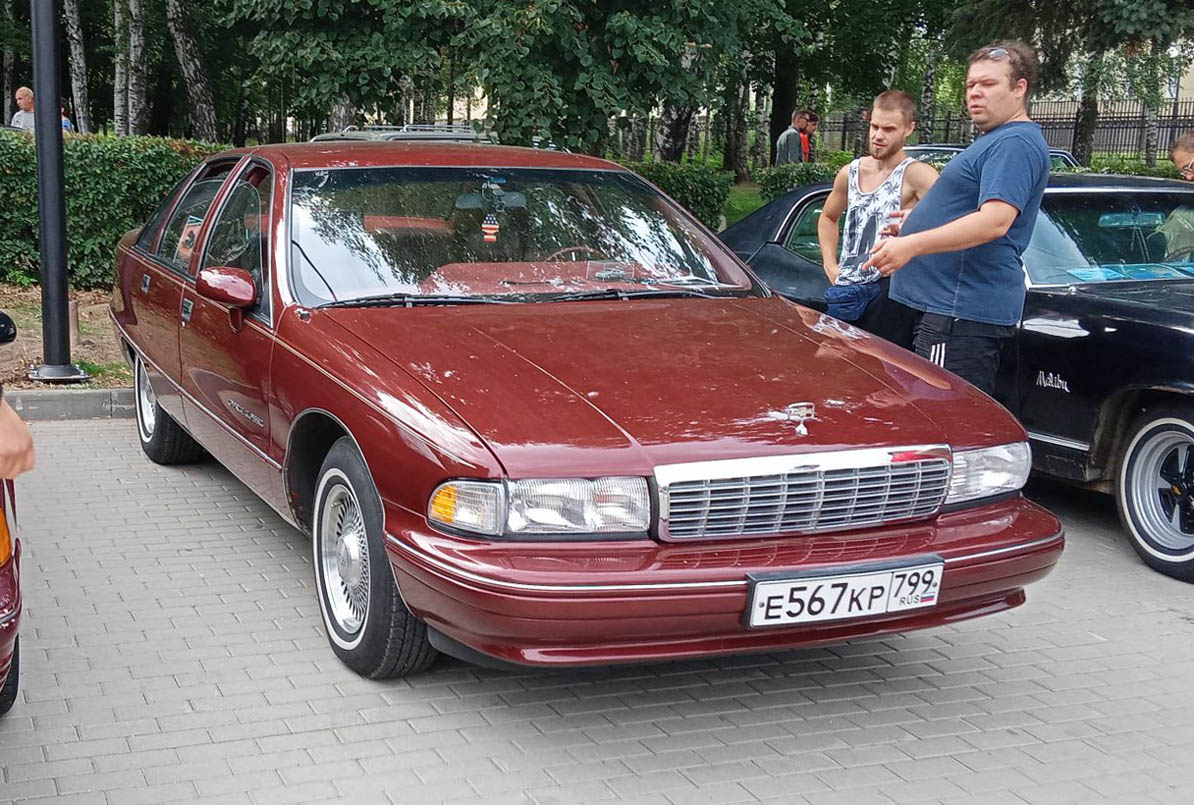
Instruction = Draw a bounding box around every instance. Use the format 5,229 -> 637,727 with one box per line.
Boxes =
10,87 -> 34,131
817,90 -> 937,342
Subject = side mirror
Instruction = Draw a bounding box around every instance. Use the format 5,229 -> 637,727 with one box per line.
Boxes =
0,310 -> 15,345
196,266 -> 257,308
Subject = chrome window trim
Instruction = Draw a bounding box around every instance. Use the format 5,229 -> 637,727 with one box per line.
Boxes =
774,188 -> 833,244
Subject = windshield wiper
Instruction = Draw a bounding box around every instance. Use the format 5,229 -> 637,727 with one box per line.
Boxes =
318,293 -> 521,309
549,287 -> 721,302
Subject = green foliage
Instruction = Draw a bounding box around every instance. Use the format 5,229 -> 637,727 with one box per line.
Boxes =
626,162 -> 733,229
1088,154 -> 1180,178
758,162 -> 839,203
0,130 -> 225,288
723,185 -> 765,227
820,150 -> 854,172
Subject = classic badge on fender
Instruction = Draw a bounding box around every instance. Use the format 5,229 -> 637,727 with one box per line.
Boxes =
785,402 -> 816,436
227,399 -> 265,428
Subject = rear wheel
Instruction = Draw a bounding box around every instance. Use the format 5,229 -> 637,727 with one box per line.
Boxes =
0,637 -> 19,716
312,437 -> 436,677
1116,404 -> 1194,582
134,355 -> 204,465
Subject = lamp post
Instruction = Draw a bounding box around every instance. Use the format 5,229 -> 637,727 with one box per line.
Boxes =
28,0 -> 88,383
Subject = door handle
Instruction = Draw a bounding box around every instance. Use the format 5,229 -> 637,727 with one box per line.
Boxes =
141,274 -> 151,293
181,298 -> 194,323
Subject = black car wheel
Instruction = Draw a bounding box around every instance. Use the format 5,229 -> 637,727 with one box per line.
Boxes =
134,355 -> 205,465
1116,404 -> 1194,582
0,637 -> 19,716
312,437 -> 436,678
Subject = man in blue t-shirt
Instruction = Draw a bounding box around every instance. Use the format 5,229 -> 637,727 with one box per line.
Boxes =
862,40 -> 1049,395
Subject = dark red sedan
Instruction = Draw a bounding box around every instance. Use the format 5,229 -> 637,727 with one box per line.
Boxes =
110,143 -> 1063,677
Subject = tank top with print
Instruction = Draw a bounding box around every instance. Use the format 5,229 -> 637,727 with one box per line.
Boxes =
836,156 -> 913,285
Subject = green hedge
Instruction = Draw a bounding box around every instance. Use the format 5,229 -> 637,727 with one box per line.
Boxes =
758,162 -> 840,203
0,131 -> 226,288
625,161 -> 734,229
1086,154 -> 1180,179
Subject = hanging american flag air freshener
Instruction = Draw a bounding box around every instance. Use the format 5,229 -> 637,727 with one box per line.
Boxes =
481,213 -> 500,243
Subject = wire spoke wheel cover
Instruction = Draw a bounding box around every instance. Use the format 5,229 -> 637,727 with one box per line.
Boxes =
319,482 -> 371,636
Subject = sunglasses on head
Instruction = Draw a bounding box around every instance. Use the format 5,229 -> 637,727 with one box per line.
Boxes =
978,47 -> 1010,60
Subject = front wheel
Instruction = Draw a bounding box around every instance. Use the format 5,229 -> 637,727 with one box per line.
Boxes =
312,437 -> 436,678
1116,404 -> 1194,582
0,637 -> 19,716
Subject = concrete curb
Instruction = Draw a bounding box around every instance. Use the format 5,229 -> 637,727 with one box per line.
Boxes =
6,388 -> 135,420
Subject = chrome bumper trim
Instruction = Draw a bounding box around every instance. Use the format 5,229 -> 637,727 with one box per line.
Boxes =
386,530 -> 1064,594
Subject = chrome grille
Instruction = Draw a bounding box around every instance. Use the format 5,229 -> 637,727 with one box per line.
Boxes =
661,454 -> 951,539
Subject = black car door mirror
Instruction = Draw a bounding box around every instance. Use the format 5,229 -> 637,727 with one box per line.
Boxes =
0,310 -> 15,345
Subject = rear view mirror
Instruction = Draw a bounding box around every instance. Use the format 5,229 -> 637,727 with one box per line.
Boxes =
454,191 -> 527,210
0,311 -> 15,345
1098,212 -> 1165,229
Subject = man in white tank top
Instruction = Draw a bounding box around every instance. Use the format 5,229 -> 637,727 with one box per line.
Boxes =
817,91 -> 938,343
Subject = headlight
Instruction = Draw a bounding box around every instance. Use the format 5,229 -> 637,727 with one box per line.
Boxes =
945,442 -> 1031,505
428,477 -> 650,537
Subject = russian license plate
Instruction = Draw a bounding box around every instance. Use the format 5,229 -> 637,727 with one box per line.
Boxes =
747,560 -> 943,628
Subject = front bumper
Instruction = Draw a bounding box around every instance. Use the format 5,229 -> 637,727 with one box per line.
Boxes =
386,496 -> 1063,667
0,539 -> 21,685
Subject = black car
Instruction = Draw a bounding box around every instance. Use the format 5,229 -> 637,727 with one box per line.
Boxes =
722,174 -> 1194,581
905,143 -> 1080,170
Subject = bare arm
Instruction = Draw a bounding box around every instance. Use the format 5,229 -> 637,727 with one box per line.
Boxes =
817,167 -> 850,282
0,397 -> 34,479
905,161 -> 938,204
862,199 -> 1019,276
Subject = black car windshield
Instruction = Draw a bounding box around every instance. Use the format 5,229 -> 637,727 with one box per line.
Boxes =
289,167 -> 756,306
1024,191 -> 1194,285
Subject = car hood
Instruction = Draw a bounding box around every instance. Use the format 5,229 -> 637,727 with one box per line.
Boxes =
319,297 -> 1014,478
1071,280 -> 1194,320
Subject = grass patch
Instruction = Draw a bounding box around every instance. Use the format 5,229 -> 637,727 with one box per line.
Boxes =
76,360 -> 132,384
723,183 -> 764,227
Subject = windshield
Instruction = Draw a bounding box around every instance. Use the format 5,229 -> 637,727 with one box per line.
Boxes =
289,167 -> 756,306
1024,192 -> 1194,285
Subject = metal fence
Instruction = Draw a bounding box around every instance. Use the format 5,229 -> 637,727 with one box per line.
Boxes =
818,99 -> 1194,160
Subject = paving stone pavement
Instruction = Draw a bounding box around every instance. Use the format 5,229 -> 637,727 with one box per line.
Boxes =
3,419 -> 1194,805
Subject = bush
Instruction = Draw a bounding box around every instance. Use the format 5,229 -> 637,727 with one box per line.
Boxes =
1088,154 -> 1179,179
820,150 -> 854,172
624,161 -> 733,229
758,162 -> 839,203
0,130 -> 227,288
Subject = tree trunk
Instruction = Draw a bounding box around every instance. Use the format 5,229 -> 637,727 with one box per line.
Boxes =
127,0 -> 148,134
62,0 -> 91,133
113,0 -> 128,135
723,75 -> 751,183
751,87 -> 769,171
327,99 -> 353,132
164,0 -> 219,142
655,104 -> 694,162
3,0 -> 16,125
1072,56 -> 1100,167
769,48 -> 798,166
920,46 -> 938,143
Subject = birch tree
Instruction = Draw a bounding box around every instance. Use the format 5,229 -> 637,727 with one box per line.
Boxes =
62,0 -> 90,133
113,0 -> 128,134
127,0 -> 148,134
164,0 -> 218,142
